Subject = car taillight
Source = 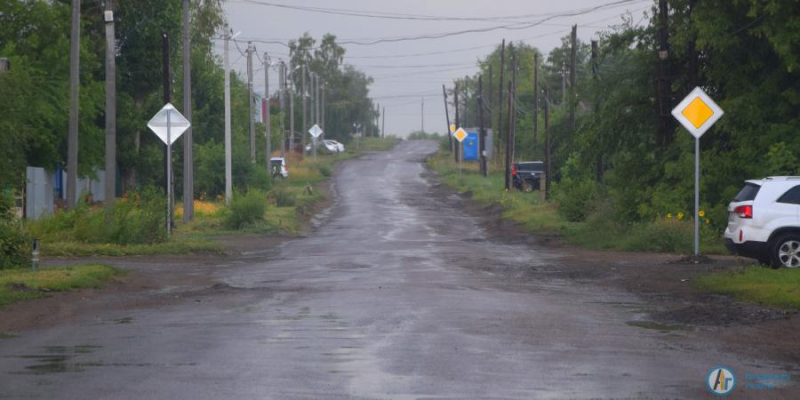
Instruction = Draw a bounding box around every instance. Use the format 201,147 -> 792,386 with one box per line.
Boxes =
734,205 -> 753,219
512,166 -> 517,176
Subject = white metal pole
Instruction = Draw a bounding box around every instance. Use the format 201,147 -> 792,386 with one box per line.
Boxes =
695,138 -> 700,256
167,111 -> 172,238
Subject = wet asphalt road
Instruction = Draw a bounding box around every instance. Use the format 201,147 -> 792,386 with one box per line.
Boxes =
0,140 -> 795,399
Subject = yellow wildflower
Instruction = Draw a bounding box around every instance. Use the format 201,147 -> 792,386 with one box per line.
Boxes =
678,212 -> 684,220
699,210 -> 705,218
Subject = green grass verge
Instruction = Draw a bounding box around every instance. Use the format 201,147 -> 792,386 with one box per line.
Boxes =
41,239 -> 222,257
695,266 -> 800,308
0,264 -> 118,308
427,149 -> 727,254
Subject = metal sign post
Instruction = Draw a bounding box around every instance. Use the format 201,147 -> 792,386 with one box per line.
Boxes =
308,124 -> 323,161
148,103 -> 191,239
671,87 -> 724,257
454,128 -> 468,179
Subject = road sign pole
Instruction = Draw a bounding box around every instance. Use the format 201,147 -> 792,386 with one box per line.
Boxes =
695,137 -> 700,256
166,111 -> 171,238
313,137 -> 317,161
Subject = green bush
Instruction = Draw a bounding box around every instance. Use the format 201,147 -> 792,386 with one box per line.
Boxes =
223,190 -> 266,229
270,186 -> 296,207
318,164 -> 332,177
552,178 -> 601,222
0,192 -> 29,269
25,186 -> 166,245
623,218 -> 693,253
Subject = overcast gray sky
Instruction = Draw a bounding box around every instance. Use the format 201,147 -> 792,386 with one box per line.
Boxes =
220,0 -> 652,137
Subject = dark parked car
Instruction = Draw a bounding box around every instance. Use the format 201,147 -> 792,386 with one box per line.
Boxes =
512,161 -> 544,192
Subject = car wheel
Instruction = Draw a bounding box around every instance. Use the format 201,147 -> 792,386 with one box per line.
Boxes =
521,181 -> 533,193
769,234 -> 800,268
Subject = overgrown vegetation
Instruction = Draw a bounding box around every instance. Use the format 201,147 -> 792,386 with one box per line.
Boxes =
0,264 -> 118,307
428,149 -> 726,254
25,187 -> 166,245
443,0 -> 799,244
0,191 -> 28,270
696,267 -> 800,309
223,190 -> 267,230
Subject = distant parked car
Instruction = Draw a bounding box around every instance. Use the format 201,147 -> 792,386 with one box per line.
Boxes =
270,157 -> 289,178
512,161 -> 544,192
725,177 -> 800,268
323,139 -> 345,153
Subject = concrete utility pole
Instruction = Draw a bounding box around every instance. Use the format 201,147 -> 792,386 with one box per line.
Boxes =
497,39 -> 505,170
319,83 -> 325,139
182,0 -> 193,222
289,59 -> 295,154
223,25 -> 232,204
533,53 -> 539,149
247,42 -> 255,163
103,0 -> 116,211
279,61 -> 285,157
421,97 -> 425,133
656,0 -> 673,146
301,64 -> 307,154
67,0 -> 80,209
569,25 -> 577,136
264,53 -> 271,186
162,32 -> 174,228
479,75 -> 487,177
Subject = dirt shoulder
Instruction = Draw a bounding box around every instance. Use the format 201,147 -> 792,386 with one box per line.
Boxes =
0,166 -> 339,334
425,171 -> 800,368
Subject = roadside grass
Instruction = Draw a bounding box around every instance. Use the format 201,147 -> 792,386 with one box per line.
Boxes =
0,264 -> 118,308
23,138 -> 398,258
427,149 -> 727,254
41,239 -> 222,257
695,266 -> 800,308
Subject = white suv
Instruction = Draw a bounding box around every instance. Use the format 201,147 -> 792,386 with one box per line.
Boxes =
725,177 -> 800,268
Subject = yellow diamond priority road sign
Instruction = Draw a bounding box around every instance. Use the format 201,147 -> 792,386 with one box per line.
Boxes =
671,87 -> 724,139
453,128 -> 468,143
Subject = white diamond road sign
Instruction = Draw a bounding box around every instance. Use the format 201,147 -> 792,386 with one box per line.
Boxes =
147,103 -> 191,145
671,87 -> 724,139
308,124 -> 323,138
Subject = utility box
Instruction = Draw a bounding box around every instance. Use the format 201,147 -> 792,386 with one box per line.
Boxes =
462,131 -> 479,161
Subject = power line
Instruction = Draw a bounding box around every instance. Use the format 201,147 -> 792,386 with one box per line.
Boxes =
230,0 -> 646,23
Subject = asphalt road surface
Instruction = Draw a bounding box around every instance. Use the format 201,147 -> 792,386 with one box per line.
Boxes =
0,140 -> 795,399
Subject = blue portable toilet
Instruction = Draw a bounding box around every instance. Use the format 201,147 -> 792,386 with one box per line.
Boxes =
462,131 -> 479,161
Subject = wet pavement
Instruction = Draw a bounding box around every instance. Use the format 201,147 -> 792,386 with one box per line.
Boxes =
0,140 -> 796,399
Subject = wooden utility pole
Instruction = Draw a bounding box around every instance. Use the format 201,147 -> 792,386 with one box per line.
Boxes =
454,83 -> 460,162
569,25 -> 577,136
442,84 -> 453,154
462,76 -> 469,128
289,58 -> 295,154
497,40 -> 506,170
278,61 -> 285,157
532,53 -> 539,150
104,0 -> 116,211
487,65 -> 493,173
478,75 -> 487,177
264,53 -> 271,186
544,87 -> 551,200
381,106 -> 385,138
421,97 -> 424,133
182,0 -> 193,221
656,0 -> 673,146
247,42 -> 255,162
442,85 -> 454,158
321,84 -> 326,138
67,0 -> 80,209
162,32 -> 174,227
505,80 -> 513,191
592,40 -> 602,183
